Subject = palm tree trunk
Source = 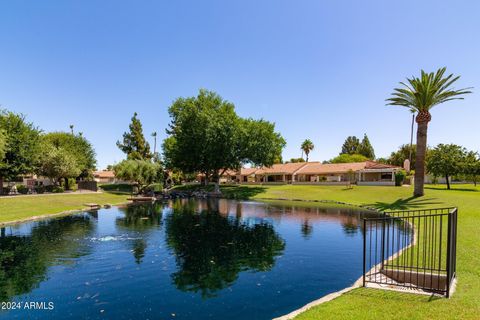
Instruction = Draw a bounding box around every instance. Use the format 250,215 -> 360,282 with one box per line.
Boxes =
414,120 -> 429,197
409,113 -> 415,165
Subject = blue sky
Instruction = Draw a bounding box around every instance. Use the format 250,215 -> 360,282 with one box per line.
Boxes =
1,1 -> 479,169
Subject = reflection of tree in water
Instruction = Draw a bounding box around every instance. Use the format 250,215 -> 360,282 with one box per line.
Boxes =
165,207 -> 285,298
301,219 -> 313,239
116,203 -> 164,264
0,215 -> 93,302
116,203 -> 164,231
342,219 -> 359,236
132,239 -> 147,264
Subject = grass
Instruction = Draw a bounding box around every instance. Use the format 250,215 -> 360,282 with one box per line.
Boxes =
0,192 -> 129,224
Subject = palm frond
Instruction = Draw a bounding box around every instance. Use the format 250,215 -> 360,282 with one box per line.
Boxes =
386,67 -> 472,112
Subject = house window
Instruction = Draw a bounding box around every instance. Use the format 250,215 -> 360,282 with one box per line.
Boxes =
381,173 -> 392,180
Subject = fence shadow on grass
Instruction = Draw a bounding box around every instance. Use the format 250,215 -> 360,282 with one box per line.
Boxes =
365,196 -> 443,211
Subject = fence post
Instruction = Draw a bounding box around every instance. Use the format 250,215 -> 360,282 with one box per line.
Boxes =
380,212 -> 386,270
363,218 -> 367,287
446,211 -> 453,298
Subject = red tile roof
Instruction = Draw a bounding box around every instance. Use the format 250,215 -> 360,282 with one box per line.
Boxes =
296,162 -> 367,175
364,161 -> 401,170
94,170 -> 115,178
255,162 -> 311,175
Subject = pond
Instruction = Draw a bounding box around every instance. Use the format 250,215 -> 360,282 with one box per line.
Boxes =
0,199 -> 405,320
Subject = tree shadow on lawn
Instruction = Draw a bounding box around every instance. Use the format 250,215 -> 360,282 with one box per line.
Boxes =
424,186 -> 479,192
366,196 -> 443,211
220,186 -> 267,200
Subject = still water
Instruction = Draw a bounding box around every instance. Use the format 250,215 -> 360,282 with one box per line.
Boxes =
0,199 -> 400,320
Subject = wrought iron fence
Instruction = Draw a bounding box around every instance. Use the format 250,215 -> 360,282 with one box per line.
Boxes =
363,207 -> 457,297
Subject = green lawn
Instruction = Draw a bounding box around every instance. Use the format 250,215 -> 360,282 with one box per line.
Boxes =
0,192 -> 129,224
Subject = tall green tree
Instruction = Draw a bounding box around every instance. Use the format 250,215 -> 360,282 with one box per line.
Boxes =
462,151 -> 480,186
341,136 -> 360,155
329,153 -> 368,164
113,159 -> 161,193
301,139 -> 314,162
358,134 -> 375,159
117,112 -> 151,160
163,90 -> 285,191
388,144 -> 417,169
0,110 -> 41,194
387,67 -> 471,196
42,132 -> 97,180
36,145 -> 81,185
0,130 -> 6,162
426,144 -> 466,190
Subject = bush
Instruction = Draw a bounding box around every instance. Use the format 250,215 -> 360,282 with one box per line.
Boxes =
45,185 -> 55,193
16,184 -> 29,194
52,186 -> 64,193
395,170 -> 406,186
35,185 -> 45,194
145,183 -> 163,193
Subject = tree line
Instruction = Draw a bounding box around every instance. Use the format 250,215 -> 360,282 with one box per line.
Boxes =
113,89 -> 285,193
0,109 -> 96,194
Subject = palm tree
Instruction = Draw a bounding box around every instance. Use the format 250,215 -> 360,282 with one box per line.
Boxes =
69,124 -> 74,135
387,67 -> 471,197
301,139 -> 314,162
151,131 -> 157,155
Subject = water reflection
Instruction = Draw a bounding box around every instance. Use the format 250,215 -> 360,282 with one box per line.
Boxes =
165,204 -> 286,298
115,203 -> 164,264
301,219 -> 314,239
0,215 -> 93,302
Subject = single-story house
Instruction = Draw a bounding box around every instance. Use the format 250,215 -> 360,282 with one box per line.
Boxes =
245,162 -> 311,184
93,170 -> 117,184
229,161 -> 402,186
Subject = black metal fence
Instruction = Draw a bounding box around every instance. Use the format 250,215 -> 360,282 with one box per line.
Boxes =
363,207 -> 457,297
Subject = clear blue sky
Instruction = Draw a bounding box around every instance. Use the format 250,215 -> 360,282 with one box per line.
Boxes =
1,1 -> 479,169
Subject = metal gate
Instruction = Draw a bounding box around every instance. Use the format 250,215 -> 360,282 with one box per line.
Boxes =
363,208 -> 457,297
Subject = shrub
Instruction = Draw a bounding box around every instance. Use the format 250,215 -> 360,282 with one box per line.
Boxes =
395,170 -> 406,186
16,184 -> 29,194
52,186 -> 64,193
45,185 -> 55,193
34,185 -> 45,194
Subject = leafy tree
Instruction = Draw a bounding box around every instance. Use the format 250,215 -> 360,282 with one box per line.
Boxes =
462,151 -> 480,186
388,144 -> 417,169
329,153 -> 368,164
387,68 -> 471,196
341,136 -> 360,155
41,132 -> 97,180
0,130 -> 6,162
358,134 -> 375,159
113,159 -> 161,193
0,110 -> 41,194
117,112 -> 152,160
426,144 -> 466,190
163,90 -> 285,190
36,144 -> 81,185
301,139 -> 314,162
288,157 -> 305,163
